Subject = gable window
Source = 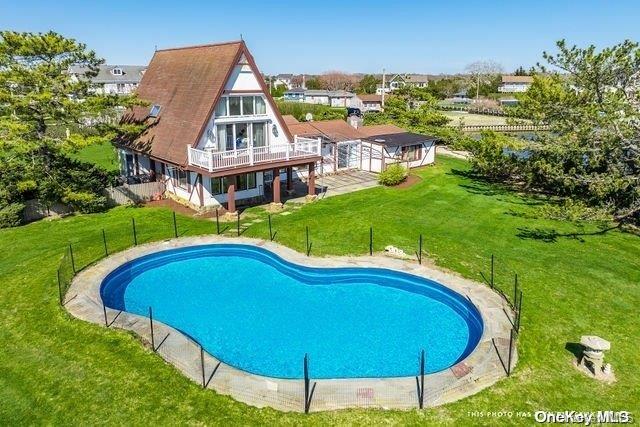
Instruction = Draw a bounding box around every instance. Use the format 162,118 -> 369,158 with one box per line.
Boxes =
215,98 -> 227,116
215,122 -> 268,151
255,96 -> 266,114
216,96 -> 267,117
229,96 -> 241,116
252,122 -> 266,147
242,96 -> 254,115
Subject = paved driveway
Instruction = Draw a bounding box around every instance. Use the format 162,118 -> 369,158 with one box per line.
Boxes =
287,170 -> 379,203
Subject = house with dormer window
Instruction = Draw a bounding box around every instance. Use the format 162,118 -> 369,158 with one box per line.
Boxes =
69,64 -> 146,95
117,41 -> 322,213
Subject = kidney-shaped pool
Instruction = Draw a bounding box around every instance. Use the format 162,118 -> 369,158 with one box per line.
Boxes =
100,244 -> 483,379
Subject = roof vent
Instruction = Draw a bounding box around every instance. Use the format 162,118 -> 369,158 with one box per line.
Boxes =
149,104 -> 161,117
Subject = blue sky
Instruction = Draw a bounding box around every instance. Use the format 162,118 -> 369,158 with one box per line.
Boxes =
2,0 -> 639,75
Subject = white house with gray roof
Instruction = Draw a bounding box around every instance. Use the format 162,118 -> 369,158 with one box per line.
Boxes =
69,64 -> 147,95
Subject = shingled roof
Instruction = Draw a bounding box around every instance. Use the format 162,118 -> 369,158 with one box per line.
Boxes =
120,40 -> 292,166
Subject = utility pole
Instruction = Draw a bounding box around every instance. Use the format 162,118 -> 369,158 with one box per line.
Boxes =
381,68 -> 386,108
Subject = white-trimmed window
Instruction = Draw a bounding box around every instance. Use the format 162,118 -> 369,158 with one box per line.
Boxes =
173,169 -> 189,188
401,145 -> 421,162
210,173 -> 256,195
215,96 -> 268,117
215,122 -> 268,151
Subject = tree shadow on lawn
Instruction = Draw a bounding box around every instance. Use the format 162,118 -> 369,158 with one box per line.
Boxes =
516,224 -> 620,243
448,168 -> 547,207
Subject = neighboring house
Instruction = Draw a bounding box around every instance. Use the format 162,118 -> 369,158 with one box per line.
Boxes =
285,116 -> 436,174
498,75 -> 533,93
451,90 -> 471,104
69,64 -> 146,95
356,94 -> 383,112
116,41 -> 322,212
283,88 -> 305,102
376,73 -> 430,94
273,73 -> 293,89
284,89 -> 359,107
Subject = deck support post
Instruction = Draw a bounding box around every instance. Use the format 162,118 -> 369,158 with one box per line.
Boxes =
227,176 -> 236,213
307,162 -> 315,197
272,168 -> 281,204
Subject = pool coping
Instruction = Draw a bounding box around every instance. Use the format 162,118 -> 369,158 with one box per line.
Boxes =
65,235 -> 517,412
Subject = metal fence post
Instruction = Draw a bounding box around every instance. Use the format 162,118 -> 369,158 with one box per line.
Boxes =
200,345 -> 206,388
173,211 -> 178,238
237,211 -> 240,237
418,234 -> 423,265
516,291 -> 523,332
68,243 -> 76,274
305,226 -> 310,256
149,306 -> 155,351
57,269 -> 63,305
268,214 -> 274,241
303,353 -> 315,413
507,328 -> 514,376
103,303 -> 108,327
369,226 -> 373,256
102,229 -> 108,256
132,218 -> 138,246
490,254 -> 494,288
416,349 -> 425,409
513,273 -> 518,309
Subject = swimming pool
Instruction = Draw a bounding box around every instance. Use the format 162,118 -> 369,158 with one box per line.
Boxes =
100,244 -> 483,379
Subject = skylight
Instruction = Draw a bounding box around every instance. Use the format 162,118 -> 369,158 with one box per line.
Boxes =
149,105 -> 161,117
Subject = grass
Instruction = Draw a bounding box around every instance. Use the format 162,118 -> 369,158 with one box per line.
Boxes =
1,155 -> 639,424
70,141 -> 119,172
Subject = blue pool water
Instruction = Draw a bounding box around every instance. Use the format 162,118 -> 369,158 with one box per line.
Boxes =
101,244 -> 483,379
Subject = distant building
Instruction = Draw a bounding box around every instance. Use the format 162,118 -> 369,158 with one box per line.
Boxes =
273,73 -> 294,89
376,73 -> 430,94
498,75 -> 533,93
451,90 -> 471,104
284,89 -> 358,107
356,94 -> 383,112
69,64 -> 146,95
283,88 -> 305,102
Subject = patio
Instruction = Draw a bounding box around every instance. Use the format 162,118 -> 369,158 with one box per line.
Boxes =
285,170 -> 380,203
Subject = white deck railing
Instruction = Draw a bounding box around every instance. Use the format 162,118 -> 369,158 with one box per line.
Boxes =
187,136 -> 321,172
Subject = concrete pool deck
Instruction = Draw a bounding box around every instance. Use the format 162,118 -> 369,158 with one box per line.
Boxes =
65,235 -> 517,412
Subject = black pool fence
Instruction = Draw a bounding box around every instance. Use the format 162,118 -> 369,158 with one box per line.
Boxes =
305,226 -> 312,256
416,349 -> 425,409
303,353 -> 316,413
54,213 -> 524,410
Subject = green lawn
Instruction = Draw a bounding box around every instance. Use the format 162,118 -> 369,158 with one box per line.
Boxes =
1,156 -> 638,425
70,141 -> 119,172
